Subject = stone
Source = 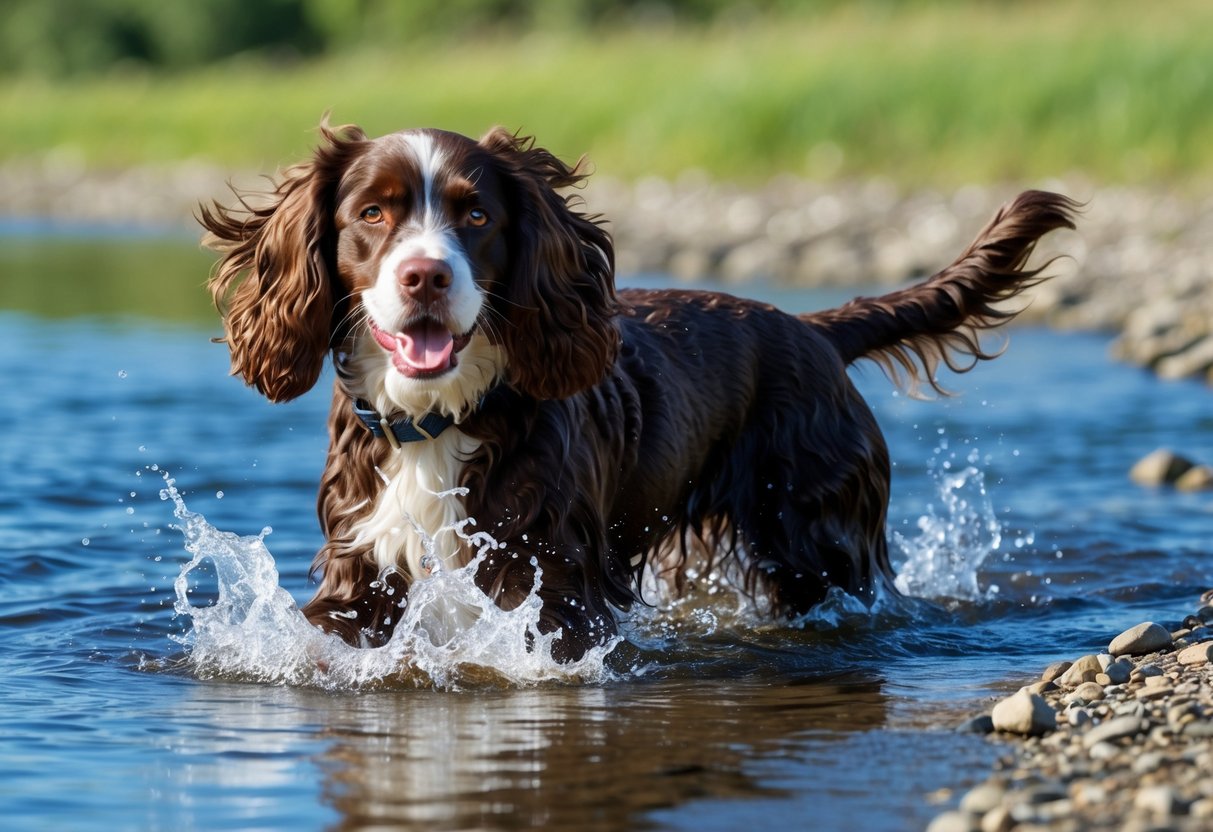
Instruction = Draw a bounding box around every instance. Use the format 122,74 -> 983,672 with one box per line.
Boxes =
1181,721 -> 1213,738
1066,707 -> 1092,728
926,810 -> 977,832
1134,785 -> 1178,816
1082,715 -> 1146,748
1131,750 -> 1164,774
1176,464 -> 1213,490
979,805 -> 1014,832
1056,654 -> 1103,687
1176,641 -> 1213,666
1103,658 -> 1133,684
959,783 -> 1005,814
1191,798 -> 1213,819
1041,661 -> 1072,683
991,689 -> 1056,736
1065,681 -> 1105,704
1108,621 -> 1173,656
1129,448 -> 1195,486
956,714 -> 995,734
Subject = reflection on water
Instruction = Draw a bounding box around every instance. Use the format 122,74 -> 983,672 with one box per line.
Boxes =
164,673 -> 982,832
0,223 -> 214,321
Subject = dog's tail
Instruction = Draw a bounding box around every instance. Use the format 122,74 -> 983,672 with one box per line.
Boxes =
805,190 -> 1079,394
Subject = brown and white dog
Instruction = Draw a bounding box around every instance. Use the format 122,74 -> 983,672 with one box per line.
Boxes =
201,122 -> 1076,660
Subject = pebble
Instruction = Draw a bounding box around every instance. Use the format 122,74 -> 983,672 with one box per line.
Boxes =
1133,785 -> 1178,816
1128,449 -> 1196,487
1040,661 -> 1072,684
1055,654 -> 1102,688
959,783 -> 1006,814
991,689 -> 1057,736
956,714 -> 995,734
1065,681 -> 1105,704
1108,621 -> 1173,656
1176,641 -> 1213,666
1082,715 -> 1146,748
926,810 -> 977,832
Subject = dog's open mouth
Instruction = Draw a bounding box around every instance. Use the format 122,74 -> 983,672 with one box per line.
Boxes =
369,318 -> 473,378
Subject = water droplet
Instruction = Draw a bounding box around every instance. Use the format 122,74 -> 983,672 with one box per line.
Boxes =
117,370 -> 127,378
125,507 -> 135,515
215,491 -> 224,499
81,538 -> 90,546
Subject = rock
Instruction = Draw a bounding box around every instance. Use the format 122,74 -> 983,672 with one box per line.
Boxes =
1134,785 -> 1178,816
1108,621 -> 1173,656
979,805 -> 1014,832
991,689 -> 1056,736
959,783 -> 1005,814
1181,721 -> 1213,738
1082,714 -> 1146,748
956,714 -> 995,734
1129,448 -> 1195,486
1056,654 -> 1103,687
1176,641 -> 1213,666
1131,750 -> 1164,774
1191,798 -> 1213,819
1103,658 -> 1133,684
1041,660 -> 1072,683
1066,707 -> 1092,727
925,810 -> 977,832
1065,681 -> 1105,704
1176,464 -> 1213,491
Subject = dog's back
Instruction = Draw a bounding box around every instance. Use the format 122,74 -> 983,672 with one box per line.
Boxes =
601,191 -> 1078,619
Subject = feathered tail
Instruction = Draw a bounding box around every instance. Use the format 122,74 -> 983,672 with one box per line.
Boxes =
806,190 -> 1080,393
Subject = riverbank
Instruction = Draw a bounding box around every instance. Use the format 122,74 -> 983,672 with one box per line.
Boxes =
4,161 -> 1210,386
930,592 -> 1213,832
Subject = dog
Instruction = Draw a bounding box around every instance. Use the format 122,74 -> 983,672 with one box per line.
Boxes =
200,121 -> 1076,661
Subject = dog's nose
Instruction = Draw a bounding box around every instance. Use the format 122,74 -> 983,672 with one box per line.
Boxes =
396,257 -> 453,299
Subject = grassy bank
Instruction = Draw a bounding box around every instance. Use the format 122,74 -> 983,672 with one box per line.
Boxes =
3,0 -> 1212,185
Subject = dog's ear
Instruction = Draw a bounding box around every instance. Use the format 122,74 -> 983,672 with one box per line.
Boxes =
199,120 -> 368,402
480,128 -> 620,400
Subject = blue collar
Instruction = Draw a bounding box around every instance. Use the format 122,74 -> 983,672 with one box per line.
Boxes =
351,400 -> 455,448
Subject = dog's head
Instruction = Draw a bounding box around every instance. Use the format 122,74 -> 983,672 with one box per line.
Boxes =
201,122 -> 619,418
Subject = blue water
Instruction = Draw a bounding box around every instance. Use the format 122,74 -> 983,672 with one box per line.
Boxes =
2,252 -> 1212,831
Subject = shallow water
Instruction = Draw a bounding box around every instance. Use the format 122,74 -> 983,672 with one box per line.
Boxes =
2,234 -> 1212,830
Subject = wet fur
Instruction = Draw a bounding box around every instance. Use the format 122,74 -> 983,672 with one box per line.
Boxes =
201,122 -> 1077,661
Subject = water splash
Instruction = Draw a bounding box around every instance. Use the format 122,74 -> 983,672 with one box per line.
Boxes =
162,435 -> 1012,688
163,473 -> 618,690
891,444 -> 1003,603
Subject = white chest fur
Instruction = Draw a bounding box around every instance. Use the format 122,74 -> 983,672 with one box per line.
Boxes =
353,429 -> 481,581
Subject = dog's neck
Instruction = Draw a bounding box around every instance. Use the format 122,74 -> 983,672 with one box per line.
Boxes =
351,399 -> 456,447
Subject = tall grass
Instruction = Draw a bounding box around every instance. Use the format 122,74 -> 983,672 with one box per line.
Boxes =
3,0 -> 1212,185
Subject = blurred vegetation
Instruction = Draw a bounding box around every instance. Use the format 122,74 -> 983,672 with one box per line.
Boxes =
1,0 -> 1212,184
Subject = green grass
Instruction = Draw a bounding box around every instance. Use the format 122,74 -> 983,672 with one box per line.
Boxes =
4,0 -> 1213,185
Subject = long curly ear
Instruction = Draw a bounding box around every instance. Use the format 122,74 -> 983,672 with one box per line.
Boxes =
199,121 -> 368,402
480,128 -> 620,400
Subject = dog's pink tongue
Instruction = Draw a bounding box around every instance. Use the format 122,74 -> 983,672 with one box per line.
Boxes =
399,320 -> 454,372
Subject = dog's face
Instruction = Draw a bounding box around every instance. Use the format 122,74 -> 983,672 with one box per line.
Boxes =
203,123 -> 621,415
334,130 -> 512,418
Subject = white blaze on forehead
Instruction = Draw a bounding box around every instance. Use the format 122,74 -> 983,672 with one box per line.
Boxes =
402,131 -> 444,226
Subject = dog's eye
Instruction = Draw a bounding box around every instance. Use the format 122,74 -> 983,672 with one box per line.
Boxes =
361,206 -> 384,224
467,208 -> 488,228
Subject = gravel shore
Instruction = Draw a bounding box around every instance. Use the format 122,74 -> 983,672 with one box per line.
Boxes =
3,160 -> 1212,386
930,592 -> 1213,832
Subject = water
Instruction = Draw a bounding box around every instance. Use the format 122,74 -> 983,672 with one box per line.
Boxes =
2,235 -> 1212,831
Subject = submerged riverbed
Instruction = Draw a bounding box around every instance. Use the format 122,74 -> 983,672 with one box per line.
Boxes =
1,235 -> 1211,830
